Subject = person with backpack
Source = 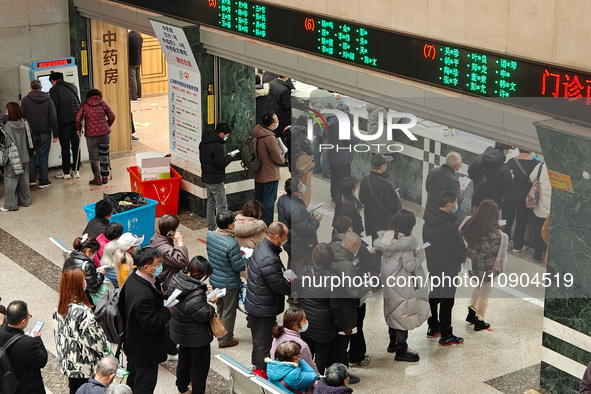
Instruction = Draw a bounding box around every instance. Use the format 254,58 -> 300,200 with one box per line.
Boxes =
0,300 -> 48,394
198,123 -> 237,232
468,142 -> 514,212
251,112 -> 286,225
63,236 -> 106,306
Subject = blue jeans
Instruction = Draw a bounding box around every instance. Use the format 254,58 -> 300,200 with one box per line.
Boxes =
29,134 -> 51,183
255,181 -> 278,226
313,139 -> 330,176
205,182 -> 228,231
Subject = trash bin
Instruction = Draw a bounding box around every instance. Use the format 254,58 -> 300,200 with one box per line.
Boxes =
127,166 -> 182,217
83,197 -> 158,246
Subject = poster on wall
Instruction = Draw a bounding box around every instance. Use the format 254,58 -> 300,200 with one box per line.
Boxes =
150,19 -> 202,165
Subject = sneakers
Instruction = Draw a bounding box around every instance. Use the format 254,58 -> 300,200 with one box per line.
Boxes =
438,335 -> 464,346
132,135 -> 139,141
38,180 -> 51,189
347,375 -> 360,384
474,319 -> 491,331
102,177 -> 109,184
0,208 -> 11,212
89,178 -> 102,185
55,170 -> 71,179
71,170 -> 80,179
349,356 -> 371,367
466,307 -> 476,324
219,339 -> 239,348
29,182 -> 36,186
513,246 -> 526,253
395,349 -> 420,362
427,327 -> 441,338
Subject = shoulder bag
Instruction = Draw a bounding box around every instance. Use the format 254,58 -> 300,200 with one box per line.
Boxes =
526,162 -> 544,209
210,313 -> 227,338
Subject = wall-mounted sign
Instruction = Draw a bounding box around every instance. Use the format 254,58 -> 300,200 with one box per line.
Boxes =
547,170 -> 575,194
114,0 -> 591,125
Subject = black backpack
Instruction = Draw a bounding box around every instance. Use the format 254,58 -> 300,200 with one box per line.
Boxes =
94,288 -> 123,346
0,334 -> 24,394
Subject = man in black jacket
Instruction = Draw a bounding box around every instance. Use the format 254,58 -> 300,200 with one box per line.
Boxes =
128,30 -> 143,102
244,222 -> 292,370
268,76 -> 293,138
422,191 -> 467,346
49,72 -> 81,179
0,300 -> 48,394
21,79 -> 58,188
468,142 -> 514,211
426,152 -> 466,221
359,154 -> 402,240
199,123 -> 237,231
119,247 -> 171,394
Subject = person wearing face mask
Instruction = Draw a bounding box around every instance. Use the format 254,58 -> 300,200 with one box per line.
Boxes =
422,191 -> 467,347
63,236 -> 105,306
359,154 -> 402,241
277,177 -> 321,276
426,152 -> 466,221
234,200 -> 267,249
244,222 -> 292,370
199,122 -> 237,232
118,247 -> 171,394
206,211 -> 248,349
253,112 -> 286,226
270,307 -> 318,373
167,256 -> 218,394
330,232 -> 367,384
266,341 -> 318,393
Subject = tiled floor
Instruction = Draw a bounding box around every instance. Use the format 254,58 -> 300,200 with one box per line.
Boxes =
0,94 -> 548,393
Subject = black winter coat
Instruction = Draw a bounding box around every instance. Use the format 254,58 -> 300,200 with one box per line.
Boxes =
422,207 -> 467,277
276,193 -> 319,257
297,264 -> 343,343
118,269 -> 171,366
468,146 -> 513,208
63,251 -> 105,294
425,164 -> 464,221
331,243 -> 364,330
49,80 -> 80,126
0,325 -> 48,394
199,131 -> 233,184
244,238 -> 291,317
269,79 -> 292,137
82,216 -> 109,240
359,171 -> 402,238
168,272 -> 215,347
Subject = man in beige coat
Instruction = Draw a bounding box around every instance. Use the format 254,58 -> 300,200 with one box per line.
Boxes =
253,111 -> 286,225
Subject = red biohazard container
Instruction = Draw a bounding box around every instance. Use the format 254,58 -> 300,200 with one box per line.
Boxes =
127,166 -> 182,217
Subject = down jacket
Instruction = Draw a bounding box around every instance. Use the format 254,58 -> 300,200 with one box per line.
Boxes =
234,214 -> 267,249
468,146 -> 513,208
75,96 -> 115,137
375,233 -> 429,331
359,171 -> 402,239
530,161 -> 551,219
266,358 -> 318,393
3,119 -> 32,174
422,207 -> 467,277
150,233 -> 189,296
331,243 -> 366,330
270,327 -> 318,374
168,271 -> 215,347
244,238 -> 291,317
199,131 -> 233,184
206,230 -> 248,291
63,251 -> 105,294
252,124 -> 285,183
277,193 -> 320,257
49,80 -> 80,126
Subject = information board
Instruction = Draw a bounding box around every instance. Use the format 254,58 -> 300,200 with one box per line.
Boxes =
150,20 -> 202,165
120,0 -> 591,125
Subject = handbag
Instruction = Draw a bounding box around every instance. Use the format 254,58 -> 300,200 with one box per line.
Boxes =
210,312 -> 227,338
526,162 -> 544,209
237,280 -> 248,314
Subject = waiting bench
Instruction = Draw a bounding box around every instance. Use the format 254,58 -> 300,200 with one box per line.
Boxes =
215,354 -> 291,394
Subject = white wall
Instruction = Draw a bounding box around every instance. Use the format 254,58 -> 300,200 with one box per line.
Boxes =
0,0 -> 71,103
260,0 -> 591,72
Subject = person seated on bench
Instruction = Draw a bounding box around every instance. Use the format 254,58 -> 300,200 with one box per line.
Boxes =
313,363 -> 353,394
266,341 -> 318,394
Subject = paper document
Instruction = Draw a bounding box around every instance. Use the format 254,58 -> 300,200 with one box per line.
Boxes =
229,149 -> 240,156
416,242 -> 431,252
240,247 -> 254,259
164,289 -> 182,308
459,177 -> 472,189
498,219 -> 507,227
283,269 -> 297,281
307,202 -> 324,213
207,288 -> 227,300
361,236 -> 373,248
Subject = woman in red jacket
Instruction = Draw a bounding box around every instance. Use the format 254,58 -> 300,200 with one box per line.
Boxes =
75,89 -> 115,185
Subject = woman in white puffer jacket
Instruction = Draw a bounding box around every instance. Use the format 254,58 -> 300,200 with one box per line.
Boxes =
529,161 -> 551,261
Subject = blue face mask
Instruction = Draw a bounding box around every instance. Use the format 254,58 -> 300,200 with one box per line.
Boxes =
223,136 -> 228,141
153,264 -> 163,277
300,184 -> 307,196
353,249 -> 359,258
299,322 -> 309,333
453,203 -> 459,213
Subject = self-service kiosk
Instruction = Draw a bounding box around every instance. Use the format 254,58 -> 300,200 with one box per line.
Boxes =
19,57 -> 88,168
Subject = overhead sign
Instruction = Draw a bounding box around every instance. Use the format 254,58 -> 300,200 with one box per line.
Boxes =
547,170 -> 575,194
150,20 -> 202,165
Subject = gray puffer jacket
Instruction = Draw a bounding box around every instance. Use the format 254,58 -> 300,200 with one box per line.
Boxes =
375,232 -> 429,331
3,119 -> 32,174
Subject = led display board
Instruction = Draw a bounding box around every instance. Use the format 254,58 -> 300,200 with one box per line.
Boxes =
112,0 -> 591,125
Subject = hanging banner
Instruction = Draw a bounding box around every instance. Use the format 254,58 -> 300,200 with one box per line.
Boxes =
150,19 -> 202,165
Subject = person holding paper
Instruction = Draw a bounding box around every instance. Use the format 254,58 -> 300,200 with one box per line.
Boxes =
425,152 -> 466,221
234,200 -> 267,249
167,256 -> 217,394
206,211 -> 248,349
199,123 -> 237,232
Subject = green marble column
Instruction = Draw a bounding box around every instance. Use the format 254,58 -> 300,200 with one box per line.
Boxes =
68,0 -> 90,94
536,119 -> 591,393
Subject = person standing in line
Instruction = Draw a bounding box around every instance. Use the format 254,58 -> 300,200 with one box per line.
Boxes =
468,142 -> 513,211
425,152 -> 466,221
460,199 -> 508,331
53,267 -> 108,394
530,160 -> 551,262
234,200 -> 267,249
128,30 -> 143,103
310,88 -> 339,179
244,222 -> 292,370
118,247 -> 171,394
21,79 -> 59,189
49,72 -> 81,179
1,102 -> 33,212
0,300 -> 48,394
206,211 -> 248,349
94,222 -> 124,268
168,256 -> 218,394
199,123 -> 236,232
63,236 -> 105,306
333,177 -> 364,236
422,191 -> 467,346
75,89 -> 115,186
268,76 -> 293,139
253,112 -> 286,225
74,356 -> 118,394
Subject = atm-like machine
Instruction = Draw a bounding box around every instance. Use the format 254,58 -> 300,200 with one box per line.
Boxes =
20,57 -> 88,168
